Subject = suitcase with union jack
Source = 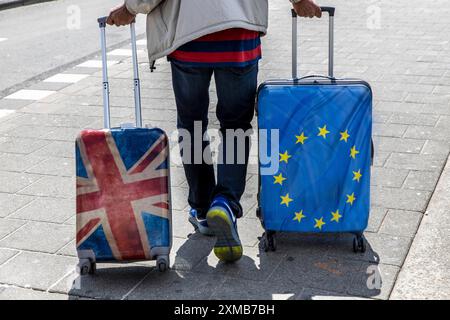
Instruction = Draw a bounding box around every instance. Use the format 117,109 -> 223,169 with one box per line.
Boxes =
75,17 -> 171,275
257,8 -> 373,253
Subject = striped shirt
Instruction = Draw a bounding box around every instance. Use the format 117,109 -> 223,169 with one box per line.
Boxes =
168,28 -> 262,68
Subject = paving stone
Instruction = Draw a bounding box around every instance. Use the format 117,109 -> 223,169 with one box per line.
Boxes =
391,227 -> 450,300
298,287 -> 371,300
0,171 -> 42,193
18,176 -> 74,198
388,112 -> 440,126
0,153 -> 46,172
371,186 -> 430,212
126,270 -> 226,300
0,252 -> 77,291
421,140 -> 450,156
372,123 -> 407,138
0,99 -> 33,110
170,235 -> 215,271
26,157 -> 74,177
0,222 -> 73,254
372,151 -> 390,167
31,140 -> 75,158
404,126 -> 450,141
379,209 -> 422,238
0,193 -> 34,218
57,240 -> 76,257
211,277 -> 300,300
403,170 -> 441,191
366,207 -> 388,233
384,153 -> 446,172
171,210 -> 196,239
0,248 -> 19,265
347,263 -> 400,300
10,197 -> 75,224
373,137 -> 424,154
327,233 -> 412,267
0,286 -> 68,300
237,217 -> 265,247
371,167 -> 409,188
4,125 -> 56,139
269,254 -> 361,294
0,219 -> 26,240
41,127 -> 83,142
0,137 -> 50,154
170,186 -> 189,211
194,245 -> 286,282
11,113 -> 96,128
51,263 -> 152,299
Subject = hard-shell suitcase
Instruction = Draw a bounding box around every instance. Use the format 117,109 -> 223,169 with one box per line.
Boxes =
257,7 -> 373,253
75,18 -> 172,274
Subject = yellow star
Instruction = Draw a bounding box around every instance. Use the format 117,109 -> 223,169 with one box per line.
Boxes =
331,210 -> 342,223
346,193 -> 356,205
353,169 -> 362,183
293,210 -> 306,223
295,132 -> 308,145
350,145 -> 360,159
280,193 -> 293,207
314,217 -> 326,230
273,173 -> 287,185
340,130 -> 350,143
317,125 -> 330,139
279,151 -> 292,163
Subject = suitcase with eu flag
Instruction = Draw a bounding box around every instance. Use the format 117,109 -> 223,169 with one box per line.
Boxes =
75,18 -> 171,275
257,7 -> 373,253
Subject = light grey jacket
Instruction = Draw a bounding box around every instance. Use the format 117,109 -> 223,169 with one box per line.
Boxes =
125,0 -> 269,62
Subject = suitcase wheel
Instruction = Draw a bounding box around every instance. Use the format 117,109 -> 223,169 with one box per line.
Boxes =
353,235 -> 366,253
77,258 -> 96,276
262,231 -> 277,252
157,255 -> 169,272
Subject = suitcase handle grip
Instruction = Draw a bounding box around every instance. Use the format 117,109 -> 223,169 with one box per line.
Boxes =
291,7 -> 335,79
98,16 -> 142,129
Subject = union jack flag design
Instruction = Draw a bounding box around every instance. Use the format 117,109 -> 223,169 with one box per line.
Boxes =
75,128 -> 171,262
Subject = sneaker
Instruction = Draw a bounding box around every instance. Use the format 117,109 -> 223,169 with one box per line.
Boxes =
188,209 -> 214,236
206,196 -> 243,262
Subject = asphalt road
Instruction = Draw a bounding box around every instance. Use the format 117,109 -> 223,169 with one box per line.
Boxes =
0,0 -> 147,97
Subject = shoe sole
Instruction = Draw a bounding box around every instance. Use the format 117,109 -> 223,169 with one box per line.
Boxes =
188,216 -> 214,236
206,208 -> 242,263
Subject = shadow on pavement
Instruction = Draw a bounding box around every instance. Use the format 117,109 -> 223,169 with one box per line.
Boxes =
67,231 -> 381,300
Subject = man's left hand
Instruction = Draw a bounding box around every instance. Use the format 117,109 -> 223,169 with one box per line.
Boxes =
107,4 -> 136,26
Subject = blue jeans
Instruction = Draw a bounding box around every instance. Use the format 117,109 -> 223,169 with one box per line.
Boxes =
171,61 -> 258,218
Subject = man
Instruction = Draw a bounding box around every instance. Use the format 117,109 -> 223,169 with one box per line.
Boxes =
107,0 -> 321,263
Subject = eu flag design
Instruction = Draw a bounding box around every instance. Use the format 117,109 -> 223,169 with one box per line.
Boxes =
76,128 -> 170,261
258,83 -> 372,233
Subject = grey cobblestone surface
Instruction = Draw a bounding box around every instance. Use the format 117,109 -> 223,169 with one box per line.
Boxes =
0,0 -> 449,300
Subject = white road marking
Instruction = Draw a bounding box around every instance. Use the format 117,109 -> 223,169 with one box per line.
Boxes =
44,73 -> 89,83
0,109 -> 15,120
0,38 -> 7,43
108,49 -> 144,56
4,89 -> 55,101
77,60 -> 119,68
136,39 -> 147,46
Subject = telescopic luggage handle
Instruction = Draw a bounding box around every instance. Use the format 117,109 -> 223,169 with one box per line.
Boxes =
291,7 -> 335,79
97,17 -> 142,129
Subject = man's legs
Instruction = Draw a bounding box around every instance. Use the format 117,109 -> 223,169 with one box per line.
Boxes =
171,61 -> 215,219
205,63 -> 258,262
213,63 -> 258,218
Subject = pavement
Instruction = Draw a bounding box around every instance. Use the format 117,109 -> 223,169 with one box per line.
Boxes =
0,0 -> 449,300
0,0 -> 146,97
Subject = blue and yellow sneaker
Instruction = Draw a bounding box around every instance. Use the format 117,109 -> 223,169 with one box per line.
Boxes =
188,209 -> 214,236
206,196 -> 243,262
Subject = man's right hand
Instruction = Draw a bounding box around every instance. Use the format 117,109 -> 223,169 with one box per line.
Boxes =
107,3 -> 136,26
293,0 -> 322,18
